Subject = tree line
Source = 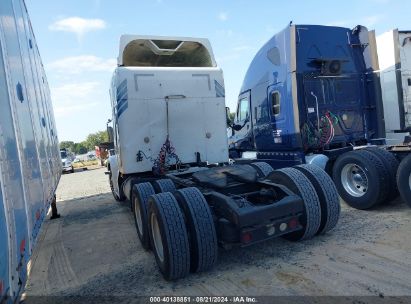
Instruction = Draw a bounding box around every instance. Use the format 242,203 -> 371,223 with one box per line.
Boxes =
60,130 -> 109,155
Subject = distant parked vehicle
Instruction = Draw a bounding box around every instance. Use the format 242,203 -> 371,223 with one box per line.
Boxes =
96,142 -> 114,166
60,148 -> 74,173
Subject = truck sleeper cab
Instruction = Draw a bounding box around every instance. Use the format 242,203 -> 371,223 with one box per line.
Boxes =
108,35 -> 229,198
108,35 -> 340,280
230,24 -> 407,210
376,29 -> 411,206
230,24 -> 384,162
377,29 -> 411,141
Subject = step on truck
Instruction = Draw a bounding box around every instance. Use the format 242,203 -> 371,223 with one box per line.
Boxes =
0,0 -> 62,302
229,24 -> 411,210
107,35 -> 340,280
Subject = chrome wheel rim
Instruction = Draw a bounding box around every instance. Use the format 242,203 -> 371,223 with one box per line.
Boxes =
134,199 -> 143,236
151,213 -> 164,263
341,163 -> 368,197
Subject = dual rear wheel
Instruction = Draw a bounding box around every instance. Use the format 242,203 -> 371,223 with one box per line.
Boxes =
397,153 -> 411,207
131,180 -> 218,280
332,148 -> 399,209
267,164 -> 340,240
131,178 -> 178,250
131,163 -> 340,280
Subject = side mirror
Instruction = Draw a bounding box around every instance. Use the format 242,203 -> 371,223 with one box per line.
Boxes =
225,107 -> 232,126
107,126 -> 114,143
232,124 -> 243,131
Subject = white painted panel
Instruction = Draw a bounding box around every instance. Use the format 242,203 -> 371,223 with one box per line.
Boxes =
377,30 -> 396,70
399,32 -> 411,128
168,97 -> 228,165
380,68 -> 401,131
112,67 -> 228,174
377,30 -> 402,131
118,98 -> 167,174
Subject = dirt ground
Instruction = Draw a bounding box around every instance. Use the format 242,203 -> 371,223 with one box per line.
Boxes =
23,166 -> 411,299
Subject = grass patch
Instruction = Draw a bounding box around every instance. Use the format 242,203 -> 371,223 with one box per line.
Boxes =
73,160 -> 99,168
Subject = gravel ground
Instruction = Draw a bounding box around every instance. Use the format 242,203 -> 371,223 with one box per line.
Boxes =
23,166 -> 411,300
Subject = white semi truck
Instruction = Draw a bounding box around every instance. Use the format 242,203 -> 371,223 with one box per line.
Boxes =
376,29 -> 411,206
377,29 -> 411,143
108,35 -> 340,280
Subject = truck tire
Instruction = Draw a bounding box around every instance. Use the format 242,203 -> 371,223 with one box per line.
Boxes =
148,192 -> 190,280
109,173 -> 126,202
295,164 -> 340,234
332,150 -> 389,209
267,167 -> 321,241
397,153 -> 411,207
365,147 -> 399,200
152,179 -> 176,193
131,182 -> 155,250
173,187 -> 218,273
250,162 -> 274,178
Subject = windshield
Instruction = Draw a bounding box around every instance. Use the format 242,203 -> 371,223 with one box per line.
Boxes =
60,150 -> 67,159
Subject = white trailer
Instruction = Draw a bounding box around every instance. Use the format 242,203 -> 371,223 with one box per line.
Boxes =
376,29 -> 411,143
107,35 -> 338,280
0,0 -> 61,301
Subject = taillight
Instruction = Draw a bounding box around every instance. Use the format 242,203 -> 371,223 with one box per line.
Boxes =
288,218 -> 298,229
241,232 -> 253,243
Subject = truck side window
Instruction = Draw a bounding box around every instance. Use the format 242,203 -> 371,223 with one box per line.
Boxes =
237,98 -> 249,121
271,91 -> 280,116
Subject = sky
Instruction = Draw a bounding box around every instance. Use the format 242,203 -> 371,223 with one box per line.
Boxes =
25,0 -> 411,143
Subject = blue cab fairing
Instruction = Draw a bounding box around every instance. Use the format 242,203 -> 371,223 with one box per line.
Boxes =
230,24 -> 385,167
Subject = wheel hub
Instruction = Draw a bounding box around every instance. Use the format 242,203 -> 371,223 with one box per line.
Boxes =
341,163 -> 368,197
353,173 -> 364,184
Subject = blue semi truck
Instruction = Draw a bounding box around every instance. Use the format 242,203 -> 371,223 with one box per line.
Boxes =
229,24 -> 408,210
0,0 -> 61,302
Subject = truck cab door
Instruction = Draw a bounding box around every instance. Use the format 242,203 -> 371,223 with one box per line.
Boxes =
255,83 -> 290,150
231,91 -> 254,153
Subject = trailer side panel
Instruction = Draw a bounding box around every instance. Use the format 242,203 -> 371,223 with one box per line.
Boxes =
0,0 -> 61,301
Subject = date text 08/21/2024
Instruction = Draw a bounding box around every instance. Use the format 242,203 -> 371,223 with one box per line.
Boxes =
149,296 -> 257,303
